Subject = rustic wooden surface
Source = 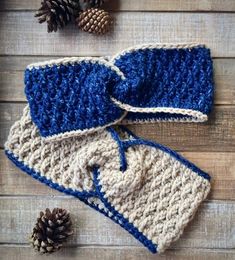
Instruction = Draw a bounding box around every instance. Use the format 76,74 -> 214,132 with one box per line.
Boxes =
0,1 -> 234,259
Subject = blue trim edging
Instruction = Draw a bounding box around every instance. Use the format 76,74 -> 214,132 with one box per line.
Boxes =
93,167 -> 157,253
122,139 -> 211,181
5,150 -> 157,254
108,127 -> 211,181
5,127 -> 210,253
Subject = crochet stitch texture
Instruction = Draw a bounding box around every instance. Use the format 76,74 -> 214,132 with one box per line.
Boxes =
25,43 -> 214,140
25,59 -> 126,138
5,106 -> 211,253
5,43 -> 214,253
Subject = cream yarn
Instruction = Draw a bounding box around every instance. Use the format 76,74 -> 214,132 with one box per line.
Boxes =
5,106 -> 211,253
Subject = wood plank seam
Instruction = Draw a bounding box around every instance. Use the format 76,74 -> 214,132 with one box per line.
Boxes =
1,0 -> 235,12
0,2 -> 234,258
1,12 -> 234,57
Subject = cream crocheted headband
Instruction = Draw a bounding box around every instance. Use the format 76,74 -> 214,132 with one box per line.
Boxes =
5,43 -> 213,253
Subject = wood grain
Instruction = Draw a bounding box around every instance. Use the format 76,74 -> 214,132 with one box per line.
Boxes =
0,150 -> 60,197
0,1 -> 235,258
0,58 -> 234,104
0,246 -> 234,260
1,103 -> 234,151
1,0 -> 235,11
0,12 -> 234,57
0,197 -> 234,249
1,150 -> 235,200
0,56 -> 62,71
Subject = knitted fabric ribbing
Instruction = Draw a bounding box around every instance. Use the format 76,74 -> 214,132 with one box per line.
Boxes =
5,106 -> 211,253
25,43 -> 214,140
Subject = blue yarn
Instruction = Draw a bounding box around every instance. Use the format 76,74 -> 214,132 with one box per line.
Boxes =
92,167 -> 157,253
5,150 -> 157,254
5,150 -> 98,199
118,125 -> 140,140
25,61 -> 124,138
5,126 -> 210,253
108,127 -> 211,181
122,139 -> 211,181
113,47 -> 214,119
24,46 -> 214,138
108,127 -> 128,172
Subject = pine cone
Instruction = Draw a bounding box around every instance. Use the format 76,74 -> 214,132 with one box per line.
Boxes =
29,208 -> 73,254
78,0 -> 105,11
35,0 -> 80,33
77,8 -> 112,34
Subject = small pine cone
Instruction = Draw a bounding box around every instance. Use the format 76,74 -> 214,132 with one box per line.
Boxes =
78,0 -> 105,11
29,208 -> 73,254
35,0 -> 80,33
77,8 -> 112,34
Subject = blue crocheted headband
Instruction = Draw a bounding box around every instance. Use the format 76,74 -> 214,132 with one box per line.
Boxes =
25,43 -> 214,140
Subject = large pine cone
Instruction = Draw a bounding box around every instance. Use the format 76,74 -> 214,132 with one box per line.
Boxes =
35,0 -> 79,33
29,208 -> 73,253
77,8 -> 112,34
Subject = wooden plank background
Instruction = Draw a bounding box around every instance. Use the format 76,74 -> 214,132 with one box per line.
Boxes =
1,0 -> 235,11
1,12 -> 235,57
0,0 -> 234,259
